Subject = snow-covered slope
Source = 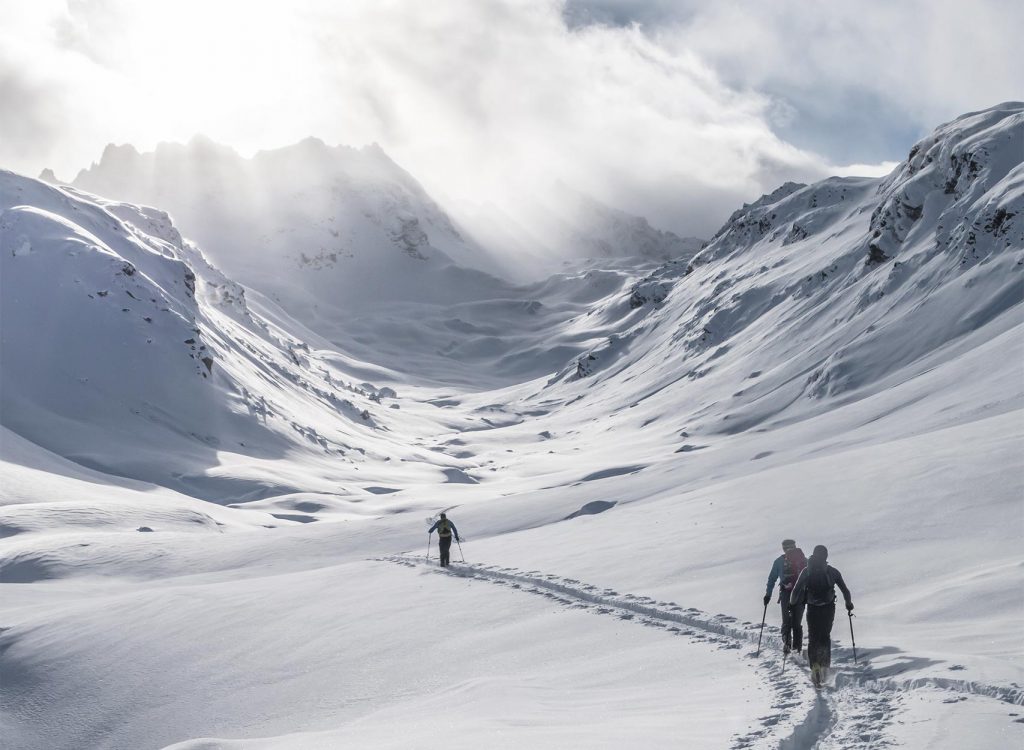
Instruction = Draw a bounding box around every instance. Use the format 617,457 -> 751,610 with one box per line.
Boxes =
549,102 -> 1023,421
0,170 -> 498,502
2,104 -> 1023,749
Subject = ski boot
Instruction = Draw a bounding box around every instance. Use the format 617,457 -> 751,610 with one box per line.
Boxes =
811,663 -> 824,688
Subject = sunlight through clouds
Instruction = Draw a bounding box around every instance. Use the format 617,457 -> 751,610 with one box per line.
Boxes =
1,0 -> 1019,238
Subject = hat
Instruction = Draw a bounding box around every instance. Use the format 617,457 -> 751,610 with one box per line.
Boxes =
812,544 -> 828,559
440,512 -> 447,519
782,539 -> 796,550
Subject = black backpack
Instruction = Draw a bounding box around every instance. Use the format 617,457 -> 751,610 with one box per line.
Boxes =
806,564 -> 832,602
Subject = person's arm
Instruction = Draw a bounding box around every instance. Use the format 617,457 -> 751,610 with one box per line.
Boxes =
764,557 -> 781,604
832,567 -> 853,609
451,522 -> 460,542
427,521 -> 438,534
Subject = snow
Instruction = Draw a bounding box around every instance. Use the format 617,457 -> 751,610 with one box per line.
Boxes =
2,103 -> 1023,748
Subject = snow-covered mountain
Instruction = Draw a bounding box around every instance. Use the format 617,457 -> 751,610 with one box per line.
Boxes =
65,137 -> 697,382
550,102 -> 1023,419
2,103 -> 1022,749
0,170 -> 488,504
67,136 -> 511,309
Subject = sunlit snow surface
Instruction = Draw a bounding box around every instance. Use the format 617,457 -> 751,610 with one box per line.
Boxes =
2,103 -> 1023,748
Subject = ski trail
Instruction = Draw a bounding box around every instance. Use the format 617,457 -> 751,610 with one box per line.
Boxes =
382,555 -> 1023,704
382,554 -> 821,748
380,554 -> 1023,749
778,693 -> 834,750
731,660 -> 811,749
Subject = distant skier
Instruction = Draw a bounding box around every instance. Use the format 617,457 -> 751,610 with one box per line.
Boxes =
428,513 -> 460,567
764,539 -> 808,654
791,545 -> 854,686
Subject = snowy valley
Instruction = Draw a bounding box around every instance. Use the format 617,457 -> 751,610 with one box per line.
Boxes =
1,103 -> 1023,749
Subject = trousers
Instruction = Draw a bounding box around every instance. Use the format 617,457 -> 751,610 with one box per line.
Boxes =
806,602 -> 836,668
781,587 -> 805,651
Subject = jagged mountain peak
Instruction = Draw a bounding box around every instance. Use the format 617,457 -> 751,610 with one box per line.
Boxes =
691,103 -> 1023,271
67,134 -> 506,321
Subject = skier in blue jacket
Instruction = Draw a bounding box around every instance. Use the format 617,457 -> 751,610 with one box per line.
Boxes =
428,513 -> 460,567
764,539 -> 807,654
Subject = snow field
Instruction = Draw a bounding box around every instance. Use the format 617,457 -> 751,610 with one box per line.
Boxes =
1,559 -> 778,750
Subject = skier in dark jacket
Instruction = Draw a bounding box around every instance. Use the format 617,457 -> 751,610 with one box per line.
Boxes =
791,545 -> 853,685
428,513 -> 460,567
764,539 -> 808,654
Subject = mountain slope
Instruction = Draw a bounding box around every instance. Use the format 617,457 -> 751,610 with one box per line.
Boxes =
0,170 -> 494,503
540,102 -> 1023,435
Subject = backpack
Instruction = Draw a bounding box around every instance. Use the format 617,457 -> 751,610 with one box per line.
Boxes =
781,548 -> 807,590
437,518 -> 451,537
806,563 -> 833,602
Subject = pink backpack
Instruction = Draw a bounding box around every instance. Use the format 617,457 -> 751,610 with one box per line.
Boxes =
781,547 -> 807,590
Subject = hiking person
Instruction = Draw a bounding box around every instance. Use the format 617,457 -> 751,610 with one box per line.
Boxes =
791,544 -> 854,686
764,539 -> 808,654
428,513 -> 460,567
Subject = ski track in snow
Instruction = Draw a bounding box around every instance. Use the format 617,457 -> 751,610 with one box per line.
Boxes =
380,554 -> 1022,749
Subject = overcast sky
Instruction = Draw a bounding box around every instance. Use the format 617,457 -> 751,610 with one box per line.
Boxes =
2,0 -> 1020,237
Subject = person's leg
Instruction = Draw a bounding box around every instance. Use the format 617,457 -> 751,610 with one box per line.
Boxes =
790,602 -> 805,653
822,603 -> 836,668
440,537 -> 451,566
806,605 -> 826,668
780,589 -> 793,651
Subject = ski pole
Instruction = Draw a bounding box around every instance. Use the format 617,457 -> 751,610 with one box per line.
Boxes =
781,648 -> 788,673
756,602 -> 768,657
426,533 -> 431,561
456,538 -> 465,563
848,611 -> 858,664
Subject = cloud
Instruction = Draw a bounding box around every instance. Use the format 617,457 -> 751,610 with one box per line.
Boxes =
562,0 -> 699,30
0,0 -> 1017,241
566,0 -> 1024,163
300,1 -> 833,236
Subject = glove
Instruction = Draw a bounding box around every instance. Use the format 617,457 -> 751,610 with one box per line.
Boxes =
763,594 -> 771,606
846,601 -> 854,612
